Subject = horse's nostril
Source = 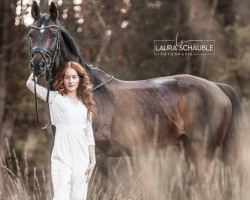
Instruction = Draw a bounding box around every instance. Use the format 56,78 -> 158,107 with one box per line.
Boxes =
30,62 -> 34,70
39,61 -> 45,69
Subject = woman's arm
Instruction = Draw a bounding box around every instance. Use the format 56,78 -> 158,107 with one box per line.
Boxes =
85,112 -> 96,146
85,112 -> 96,183
88,145 -> 96,165
85,113 -> 96,163
85,145 -> 96,183
26,72 -> 57,105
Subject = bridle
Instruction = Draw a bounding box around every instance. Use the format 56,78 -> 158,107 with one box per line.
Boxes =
29,24 -> 60,99
28,24 -> 113,130
29,24 -> 60,129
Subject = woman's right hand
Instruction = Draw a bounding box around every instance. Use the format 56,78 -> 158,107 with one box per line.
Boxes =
85,161 -> 96,183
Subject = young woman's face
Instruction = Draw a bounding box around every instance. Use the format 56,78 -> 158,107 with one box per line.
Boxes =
63,67 -> 80,93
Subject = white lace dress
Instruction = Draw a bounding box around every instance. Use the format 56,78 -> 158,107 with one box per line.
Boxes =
26,72 -> 95,200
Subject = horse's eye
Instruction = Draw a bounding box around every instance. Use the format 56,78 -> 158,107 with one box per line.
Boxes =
53,32 -> 57,37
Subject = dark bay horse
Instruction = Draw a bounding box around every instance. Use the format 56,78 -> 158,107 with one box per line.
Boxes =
29,2 -> 242,181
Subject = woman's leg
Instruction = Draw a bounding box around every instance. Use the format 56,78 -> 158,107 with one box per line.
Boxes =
71,170 -> 88,200
51,131 -> 73,200
71,135 -> 90,200
51,166 -> 72,200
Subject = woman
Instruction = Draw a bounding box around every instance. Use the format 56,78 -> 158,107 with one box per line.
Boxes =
26,61 -> 96,200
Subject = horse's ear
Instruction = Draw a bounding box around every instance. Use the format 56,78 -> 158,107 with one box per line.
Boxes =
49,2 -> 57,21
31,1 -> 40,21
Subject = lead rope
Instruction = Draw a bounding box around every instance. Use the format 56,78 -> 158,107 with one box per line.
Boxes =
33,72 -> 51,129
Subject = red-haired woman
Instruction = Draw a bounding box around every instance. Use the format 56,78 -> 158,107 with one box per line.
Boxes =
26,61 -> 96,200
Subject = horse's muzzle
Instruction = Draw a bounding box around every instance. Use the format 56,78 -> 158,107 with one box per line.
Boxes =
30,60 -> 46,78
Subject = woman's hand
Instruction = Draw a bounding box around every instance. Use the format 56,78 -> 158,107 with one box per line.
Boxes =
85,161 -> 96,183
86,145 -> 96,183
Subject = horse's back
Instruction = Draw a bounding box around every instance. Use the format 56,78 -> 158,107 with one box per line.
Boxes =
108,74 -> 232,155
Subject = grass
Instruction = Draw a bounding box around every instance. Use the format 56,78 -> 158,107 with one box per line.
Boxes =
1,113 -> 250,200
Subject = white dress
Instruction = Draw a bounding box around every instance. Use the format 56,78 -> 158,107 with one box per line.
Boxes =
26,72 -> 95,200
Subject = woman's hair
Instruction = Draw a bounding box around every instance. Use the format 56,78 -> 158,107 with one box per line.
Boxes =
53,61 -> 97,121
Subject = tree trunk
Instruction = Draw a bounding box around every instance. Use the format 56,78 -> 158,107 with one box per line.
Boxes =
199,0 -> 219,77
0,0 -> 18,138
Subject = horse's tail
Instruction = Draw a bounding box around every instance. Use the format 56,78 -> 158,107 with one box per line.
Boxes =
216,83 -> 242,167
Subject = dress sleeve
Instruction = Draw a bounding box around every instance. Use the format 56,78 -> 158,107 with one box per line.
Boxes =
26,72 -> 58,105
85,112 -> 95,146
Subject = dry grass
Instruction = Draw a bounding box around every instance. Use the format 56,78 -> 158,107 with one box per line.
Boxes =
1,112 -> 250,200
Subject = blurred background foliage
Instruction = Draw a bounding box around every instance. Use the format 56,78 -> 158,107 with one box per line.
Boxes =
0,0 -> 250,196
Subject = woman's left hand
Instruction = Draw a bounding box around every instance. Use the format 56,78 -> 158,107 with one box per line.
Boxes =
85,161 -> 96,183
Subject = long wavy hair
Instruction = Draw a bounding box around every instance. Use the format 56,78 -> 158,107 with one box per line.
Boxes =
53,61 -> 96,121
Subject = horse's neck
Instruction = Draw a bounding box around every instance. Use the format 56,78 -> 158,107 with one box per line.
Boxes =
58,49 -> 80,66
59,39 -> 112,86
59,56 -> 110,86
87,66 -> 113,86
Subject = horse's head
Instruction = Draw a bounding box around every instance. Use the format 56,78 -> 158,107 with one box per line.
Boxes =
29,1 -> 60,78
28,1 -> 97,87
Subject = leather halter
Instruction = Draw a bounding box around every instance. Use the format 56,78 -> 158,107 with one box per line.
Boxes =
29,24 -> 60,129
28,24 -> 113,130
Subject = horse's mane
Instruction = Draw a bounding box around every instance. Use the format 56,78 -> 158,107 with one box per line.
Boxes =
58,23 -> 91,71
55,21 -> 112,83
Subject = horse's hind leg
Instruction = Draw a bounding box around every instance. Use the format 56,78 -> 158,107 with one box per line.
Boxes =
178,134 -> 196,175
179,133 -> 219,182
